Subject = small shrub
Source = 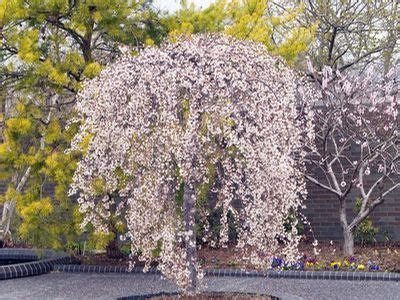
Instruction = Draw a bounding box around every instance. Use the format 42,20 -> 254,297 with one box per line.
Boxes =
354,198 -> 379,246
65,241 -> 85,255
383,230 -> 392,244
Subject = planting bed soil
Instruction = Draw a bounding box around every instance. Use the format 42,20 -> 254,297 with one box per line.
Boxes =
75,241 -> 400,273
150,293 -> 274,299
197,241 -> 400,272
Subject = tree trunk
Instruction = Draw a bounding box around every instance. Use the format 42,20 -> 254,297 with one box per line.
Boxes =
339,200 -> 354,255
343,227 -> 354,256
183,182 -> 197,293
0,166 -> 31,242
106,233 -> 123,259
0,201 -> 16,240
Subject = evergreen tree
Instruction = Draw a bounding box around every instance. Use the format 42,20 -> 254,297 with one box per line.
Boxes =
0,0 -> 163,248
163,0 -> 316,65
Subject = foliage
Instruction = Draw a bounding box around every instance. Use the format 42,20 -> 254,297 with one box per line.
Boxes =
0,0 -> 164,249
70,34 -> 314,292
0,100 -> 81,248
354,198 -> 379,246
383,230 -> 392,243
163,0 -> 316,65
354,218 -> 379,246
0,0 -> 163,91
300,0 -> 399,73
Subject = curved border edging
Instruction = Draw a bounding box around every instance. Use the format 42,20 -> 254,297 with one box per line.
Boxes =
54,264 -> 160,274
117,291 -> 180,300
53,264 -> 400,282
116,291 -> 280,300
0,248 -> 71,280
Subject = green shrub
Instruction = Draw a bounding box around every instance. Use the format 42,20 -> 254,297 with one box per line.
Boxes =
354,198 -> 379,246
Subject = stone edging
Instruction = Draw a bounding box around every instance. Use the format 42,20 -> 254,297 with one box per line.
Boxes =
0,248 -> 71,280
53,264 -> 400,282
117,291 -> 180,300
54,264 -> 160,274
116,291 -> 279,300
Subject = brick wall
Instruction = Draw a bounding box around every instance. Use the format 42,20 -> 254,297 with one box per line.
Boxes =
304,181 -> 400,241
1,181 -> 399,242
303,129 -> 400,242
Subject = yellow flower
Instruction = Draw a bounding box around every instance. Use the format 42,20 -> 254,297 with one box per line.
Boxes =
330,261 -> 341,268
357,264 -> 365,271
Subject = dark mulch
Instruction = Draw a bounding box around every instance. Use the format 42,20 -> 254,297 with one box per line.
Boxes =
298,241 -> 400,272
151,293 -> 273,299
76,241 -> 400,273
1,240 -> 32,249
197,241 -> 400,272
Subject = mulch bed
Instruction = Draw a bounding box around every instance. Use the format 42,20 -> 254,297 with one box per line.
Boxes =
198,241 -> 400,272
151,293 -> 273,299
76,241 -> 400,273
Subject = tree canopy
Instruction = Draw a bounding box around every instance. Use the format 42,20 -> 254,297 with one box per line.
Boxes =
163,0 -> 316,65
70,34 -> 314,291
0,0 -> 164,247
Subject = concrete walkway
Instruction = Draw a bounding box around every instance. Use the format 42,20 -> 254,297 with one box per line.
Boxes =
0,272 -> 399,299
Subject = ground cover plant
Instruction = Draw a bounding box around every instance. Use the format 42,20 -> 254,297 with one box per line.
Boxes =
69,34 -> 315,292
196,242 -> 400,273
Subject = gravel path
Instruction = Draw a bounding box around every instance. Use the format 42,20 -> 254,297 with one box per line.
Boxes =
0,272 -> 399,300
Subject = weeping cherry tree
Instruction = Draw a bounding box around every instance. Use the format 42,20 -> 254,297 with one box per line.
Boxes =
69,35 -> 314,292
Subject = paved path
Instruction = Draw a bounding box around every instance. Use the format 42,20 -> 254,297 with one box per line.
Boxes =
0,272 -> 399,300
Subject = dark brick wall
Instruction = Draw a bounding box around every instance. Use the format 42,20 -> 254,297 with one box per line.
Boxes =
1,180 -> 399,242
303,133 -> 400,242
304,181 -> 400,242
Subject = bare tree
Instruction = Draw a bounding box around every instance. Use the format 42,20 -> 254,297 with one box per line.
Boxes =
301,0 -> 399,73
301,64 -> 399,255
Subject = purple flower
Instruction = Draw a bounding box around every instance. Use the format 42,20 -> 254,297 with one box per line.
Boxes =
369,265 -> 379,271
272,257 -> 283,267
348,256 -> 356,263
307,257 -> 316,264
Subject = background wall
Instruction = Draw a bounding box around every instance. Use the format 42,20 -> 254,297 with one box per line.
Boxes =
305,182 -> 400,242
1,181 -> 399,242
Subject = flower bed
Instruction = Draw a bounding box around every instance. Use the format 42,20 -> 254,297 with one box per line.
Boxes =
197,241 -> 400,273
270,255 -> 379,272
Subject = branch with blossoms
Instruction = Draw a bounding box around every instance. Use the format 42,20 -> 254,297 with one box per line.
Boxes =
69,34 -> 316,293
299,64 -> 399,255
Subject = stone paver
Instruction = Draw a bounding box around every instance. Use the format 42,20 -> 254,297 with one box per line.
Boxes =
0,272 -> 399,300
203,276 -> 400,300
